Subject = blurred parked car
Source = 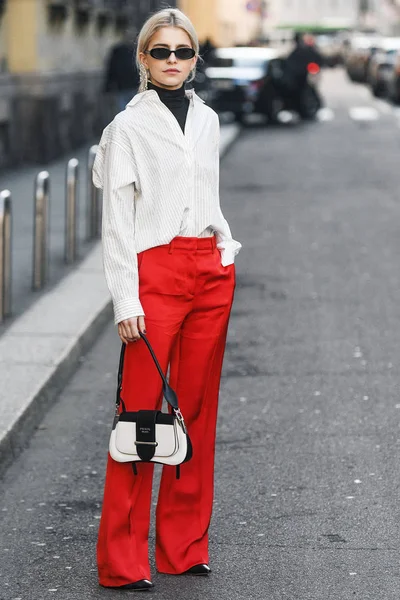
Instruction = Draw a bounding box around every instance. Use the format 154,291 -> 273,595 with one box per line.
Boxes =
205,46 -> 322,123
367,37 -> 400,97
345,34 -> 382,82
315,34 -> 342,67
205,46 -> 280,122
191,39 -> 216,104
386,49 -> 400,104
192,67 -> 214,104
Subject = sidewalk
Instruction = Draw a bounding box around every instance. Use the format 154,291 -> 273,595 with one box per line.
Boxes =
0,144 -> 97,330
0,123 -> 240,476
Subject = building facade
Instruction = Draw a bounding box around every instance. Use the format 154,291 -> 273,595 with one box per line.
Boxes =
263,0 -> 359,30
0,0 -> 175,168
358,0 -> 400,34
178,0 -> 217,43
262,0 -> 400,34
216,0 -> 264,45
179,0 -> 263,47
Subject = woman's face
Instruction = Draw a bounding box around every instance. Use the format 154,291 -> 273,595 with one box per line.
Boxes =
140,26 -> 197,90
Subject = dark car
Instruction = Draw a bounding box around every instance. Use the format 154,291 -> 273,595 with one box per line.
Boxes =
190,52 -> 215,105
191,68 -> 214,104
386,49 -> 400,104
205,46 -> 280,122
345,34 -> 382,83
315,34 -> 342,67
367,38 -> 400,97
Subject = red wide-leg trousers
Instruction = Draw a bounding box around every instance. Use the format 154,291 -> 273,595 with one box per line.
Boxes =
97,236 -> 236,586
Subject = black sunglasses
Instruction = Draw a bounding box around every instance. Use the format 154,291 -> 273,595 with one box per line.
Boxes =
145,47 -> 196,60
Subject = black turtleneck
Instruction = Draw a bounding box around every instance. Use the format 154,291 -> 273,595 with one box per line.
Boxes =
148,81 -> 189,134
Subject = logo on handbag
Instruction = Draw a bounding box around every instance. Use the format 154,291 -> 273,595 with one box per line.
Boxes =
109,334 -> 193,479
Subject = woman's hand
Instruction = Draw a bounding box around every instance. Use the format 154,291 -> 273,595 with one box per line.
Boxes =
118,316 -> 146,344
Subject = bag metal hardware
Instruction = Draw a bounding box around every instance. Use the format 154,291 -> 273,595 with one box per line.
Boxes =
134,441 -> 159,446
174,408 -> 187,434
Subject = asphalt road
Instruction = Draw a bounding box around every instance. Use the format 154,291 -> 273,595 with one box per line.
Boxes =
2,69 -> 400,599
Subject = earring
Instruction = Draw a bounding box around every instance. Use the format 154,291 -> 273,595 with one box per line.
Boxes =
139,64 -> 149,91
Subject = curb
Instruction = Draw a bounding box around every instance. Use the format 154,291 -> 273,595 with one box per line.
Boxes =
0,302 -> 113,477
0,123 -> 241,478
0,245 -> 113,478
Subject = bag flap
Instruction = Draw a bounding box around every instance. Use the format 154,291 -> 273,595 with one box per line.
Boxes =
115,422 -> 179,458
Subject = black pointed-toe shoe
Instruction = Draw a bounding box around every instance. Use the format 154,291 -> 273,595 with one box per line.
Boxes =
185,564 -> 211,575
113,579 -> 154,591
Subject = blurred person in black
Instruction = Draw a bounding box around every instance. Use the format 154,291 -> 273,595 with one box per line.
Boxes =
199,37 -> 216,66
104,29 -> 140,112
285,32 -> 324,85
282,31 -> 324,111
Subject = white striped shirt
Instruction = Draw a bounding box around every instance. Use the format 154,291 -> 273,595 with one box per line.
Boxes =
93,88 -> 242,324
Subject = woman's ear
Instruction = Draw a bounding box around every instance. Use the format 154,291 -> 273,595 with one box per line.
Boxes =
139,52 -> 148,70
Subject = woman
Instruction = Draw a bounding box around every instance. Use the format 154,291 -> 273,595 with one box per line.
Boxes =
93,8 -> 241,592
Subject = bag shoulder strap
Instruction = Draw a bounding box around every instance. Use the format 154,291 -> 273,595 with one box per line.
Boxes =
116,333 -> 179,412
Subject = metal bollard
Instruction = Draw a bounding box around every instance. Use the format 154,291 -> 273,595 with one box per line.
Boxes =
0,189 -> 12,323
87,145 -> 101,240
65,158 -> 79,264
32,171 -> 50,291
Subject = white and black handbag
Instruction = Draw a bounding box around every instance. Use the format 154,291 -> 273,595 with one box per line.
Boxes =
109,333 -> 192,478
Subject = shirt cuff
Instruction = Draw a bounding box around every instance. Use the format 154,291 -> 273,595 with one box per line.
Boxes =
113,297 -> 145,324
216,239 -> 242,266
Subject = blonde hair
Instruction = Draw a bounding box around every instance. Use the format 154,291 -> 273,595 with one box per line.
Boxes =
136,8 -> 199,93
